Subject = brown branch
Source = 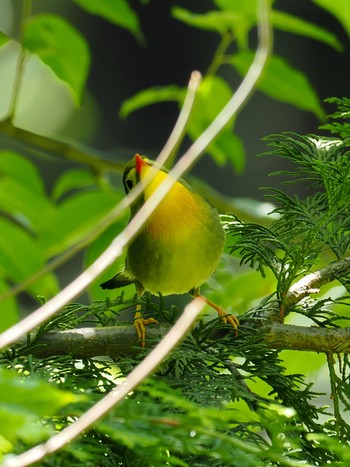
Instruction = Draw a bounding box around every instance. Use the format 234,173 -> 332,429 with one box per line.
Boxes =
265,323 -> 350,353
22,256 -> 350,359
284,257 -> 350,309
22,321 -> 350,358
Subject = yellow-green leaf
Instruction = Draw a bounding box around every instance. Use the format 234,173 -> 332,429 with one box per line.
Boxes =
0,31 -> 9,47
231,52 -> 325,119
23,14 -> 90,103
271,10 -> 343,51
73,0 -> 143,42
0,218 -> 59,298
120,85 -> 183,118
314,0 -> 350,38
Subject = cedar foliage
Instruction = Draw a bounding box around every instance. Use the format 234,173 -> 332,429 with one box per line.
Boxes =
2,99 -> 350,466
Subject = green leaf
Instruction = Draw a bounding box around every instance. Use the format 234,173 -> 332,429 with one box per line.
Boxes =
215,1 -> 342,49
0,31 -> 9,47
0,279 -> 19,332
313,0 -> 350,38
0,369 -> 78,415
0,177 -> 58,233
52,168 -> 97,200
23,14 -> 90,103
0,368 -> 80,445
0,218 -> 59,298
231,52 -> 325,119
187,75 -> 245,171
172,7 -> 248,35
271,11 -> 343,51
215,0 -> 259,15
208,131 -> 245,173
0,150 -> 45,195
120,85 -> 183,118
41,190 -> 120,256
73,0 -> 143,41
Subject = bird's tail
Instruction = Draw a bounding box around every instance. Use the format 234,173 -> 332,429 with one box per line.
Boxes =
100,273 -> 134,290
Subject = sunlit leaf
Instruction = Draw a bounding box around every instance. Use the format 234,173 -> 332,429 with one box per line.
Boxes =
120,85 -> 183,118
0,368 -> 80,445
313,0 -> 350,38
215,0 -> 259,15
216,0 -> 342,49
0,218 -> 59,297
23,14 -> 90,103
272,11 -> 343,50
52,168 -> 97,200
187,75 -> 244,171
231,52 -> 325,119
0,31 -> 9,47
0,150 -> 45,195
73,0 -> 143,41
204,254 -> 276,313
0,177 -> 58,233
41,190 -> 120,256
0,279 -> 18,332
207,131 -> 245,173
172,7 -> 249,36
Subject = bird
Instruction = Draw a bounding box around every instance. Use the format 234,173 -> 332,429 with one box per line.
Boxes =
100,154 -> 239,345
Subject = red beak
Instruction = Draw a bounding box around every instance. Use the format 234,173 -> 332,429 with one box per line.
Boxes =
135,154 -> 148,175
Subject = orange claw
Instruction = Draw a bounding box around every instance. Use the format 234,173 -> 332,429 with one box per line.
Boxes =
134,310 -> 158,347
193,294 -> 239,336
215,305 -> 239,336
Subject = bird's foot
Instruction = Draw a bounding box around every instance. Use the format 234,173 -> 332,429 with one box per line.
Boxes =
134,311 -> 158,347
192,293 -> 239,336
215,306 -> 239,335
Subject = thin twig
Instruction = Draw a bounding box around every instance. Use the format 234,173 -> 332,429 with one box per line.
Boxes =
5,0 -> 32,120
0,0 -> 271,351
2,299 -> 205,467
0,120 -> 125,172
284,257 -> 350,309
326,353 -> 342,436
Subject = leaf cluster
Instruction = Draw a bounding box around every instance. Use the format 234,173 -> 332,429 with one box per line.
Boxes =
226,124 -> 350,298
1,294 -> 345,466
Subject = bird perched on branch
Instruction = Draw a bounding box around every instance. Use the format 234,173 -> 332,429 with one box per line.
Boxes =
101,154 -> 239,345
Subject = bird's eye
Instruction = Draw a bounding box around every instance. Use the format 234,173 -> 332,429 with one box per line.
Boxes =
125,179 -> 133,191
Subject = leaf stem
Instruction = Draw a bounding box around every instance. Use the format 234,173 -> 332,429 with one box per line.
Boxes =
206,32 -> 233,76
6,0 -> 32,120
326,353 -> 342,437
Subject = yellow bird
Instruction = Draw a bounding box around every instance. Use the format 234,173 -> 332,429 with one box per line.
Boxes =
101,154 -> 239,344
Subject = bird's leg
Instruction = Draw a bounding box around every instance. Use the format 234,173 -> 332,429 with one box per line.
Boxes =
134,287 -> 158,347
191,290 -> 239,334
134,305 -> 158,347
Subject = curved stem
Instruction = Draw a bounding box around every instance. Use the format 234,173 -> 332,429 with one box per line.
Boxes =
206,32 -> 233,76
6,0 -> 32,120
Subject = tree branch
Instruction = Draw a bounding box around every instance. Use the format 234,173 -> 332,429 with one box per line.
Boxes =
284,257 -> 350,309
21,256 -> 350,358
0,119 -> 124,172
21,321 -> 350,359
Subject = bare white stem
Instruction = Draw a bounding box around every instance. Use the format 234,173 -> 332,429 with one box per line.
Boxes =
2,299 -> 205,467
